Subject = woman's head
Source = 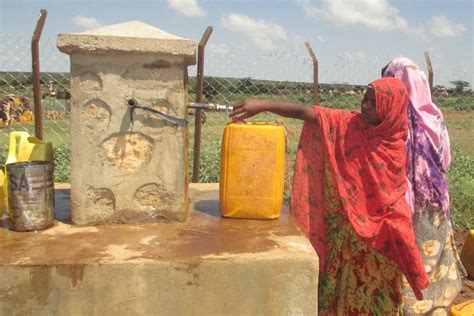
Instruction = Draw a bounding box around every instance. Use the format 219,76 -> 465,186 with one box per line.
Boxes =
361,77 -> 409,135
381,56 -> 449,162
381,57 -> 418,78
360,86 -> 380,125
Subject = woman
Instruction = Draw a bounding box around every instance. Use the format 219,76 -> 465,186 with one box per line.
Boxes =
232,77 -> 429,314
382,57 -> 466,315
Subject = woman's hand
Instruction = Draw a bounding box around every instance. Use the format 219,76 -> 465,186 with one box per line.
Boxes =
230,98 -> 268,120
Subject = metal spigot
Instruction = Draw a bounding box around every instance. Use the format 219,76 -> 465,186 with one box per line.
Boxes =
126,98 -> 186,127
189,102 -> 233,112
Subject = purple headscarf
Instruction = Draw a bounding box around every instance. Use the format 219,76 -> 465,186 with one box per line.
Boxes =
383,57 -> 451,218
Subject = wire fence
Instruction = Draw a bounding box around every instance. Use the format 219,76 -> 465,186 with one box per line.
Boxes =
1,34 -> 473,182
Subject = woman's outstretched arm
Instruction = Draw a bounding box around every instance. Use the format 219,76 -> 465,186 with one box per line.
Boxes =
231,99 -> 317,123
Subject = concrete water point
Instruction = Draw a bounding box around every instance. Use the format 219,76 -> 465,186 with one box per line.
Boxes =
0,183 -> 319,315
57,21 -> 196,225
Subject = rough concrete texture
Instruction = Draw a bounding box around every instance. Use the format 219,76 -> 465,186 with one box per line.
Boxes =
57,22 -> 196,225
0,183 -> 319,315
57,21 -> 196,65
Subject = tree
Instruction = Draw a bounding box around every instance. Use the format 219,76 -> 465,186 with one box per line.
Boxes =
450,80 -> 470,93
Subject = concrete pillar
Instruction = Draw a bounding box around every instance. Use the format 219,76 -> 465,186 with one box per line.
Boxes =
57,21 -> 196,225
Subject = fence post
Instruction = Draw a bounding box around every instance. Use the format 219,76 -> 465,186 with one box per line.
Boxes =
424,51 -> 433,95
305,42 -> 319,104
31,9 -> 47,140
192,26 -> 213,183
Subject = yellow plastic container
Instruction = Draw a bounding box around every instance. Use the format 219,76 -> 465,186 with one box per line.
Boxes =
219,122 -> 286,219
460,230 -> 474,279
450,299 -> 474,316
6,131 -> 53,164
3,131 -> 53,216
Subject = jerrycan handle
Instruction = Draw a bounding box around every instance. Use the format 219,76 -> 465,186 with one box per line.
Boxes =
6,131 -> 29,165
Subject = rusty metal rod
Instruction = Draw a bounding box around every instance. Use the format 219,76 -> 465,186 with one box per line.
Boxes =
305,42 -> 319,105
31,9 -> 47,140
424,51 -> 433,95
192,26 -> 213,183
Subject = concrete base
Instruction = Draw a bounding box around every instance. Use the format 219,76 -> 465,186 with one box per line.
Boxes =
0,183 -> 318,315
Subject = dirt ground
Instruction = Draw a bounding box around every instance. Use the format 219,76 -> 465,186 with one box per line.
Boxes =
452,230 -> 474,305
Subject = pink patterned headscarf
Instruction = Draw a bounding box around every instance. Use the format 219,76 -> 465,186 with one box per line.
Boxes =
383,57 -> 451,169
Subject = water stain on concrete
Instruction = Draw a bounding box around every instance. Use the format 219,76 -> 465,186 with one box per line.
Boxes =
56,264 -> 85,287
0,185 -> 303,266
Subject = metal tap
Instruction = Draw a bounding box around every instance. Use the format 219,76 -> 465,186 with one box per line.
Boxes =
189,102 -> 233,112
127,98 -> 187,127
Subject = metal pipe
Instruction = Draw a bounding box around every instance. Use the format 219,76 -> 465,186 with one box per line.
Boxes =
424,51 -> 433,95
192,26 -> 213,183
189,102 -> 233,111
31,9 -> 47,140
305,42 -> 319,105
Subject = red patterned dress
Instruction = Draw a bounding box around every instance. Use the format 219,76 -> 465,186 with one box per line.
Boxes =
291,78 -> 429,314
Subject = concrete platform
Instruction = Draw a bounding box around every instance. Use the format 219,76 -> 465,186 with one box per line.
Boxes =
0,183 -> 318,315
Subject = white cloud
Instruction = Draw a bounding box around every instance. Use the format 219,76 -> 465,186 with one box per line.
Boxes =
220,13 -> 288,50
430,16 -> 466,37
167,0 -> 205,17
296,0 -> 320,17
317,35 -> 326,43
208,43 -> 230,55
295,0 -> 426,38
339,50 -> 367,62
72,16 -> 102,30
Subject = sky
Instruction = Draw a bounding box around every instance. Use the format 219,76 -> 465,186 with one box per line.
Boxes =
0,0 -> 472,87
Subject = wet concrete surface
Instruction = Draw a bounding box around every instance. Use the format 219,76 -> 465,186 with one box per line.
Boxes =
0,183 -> 311,266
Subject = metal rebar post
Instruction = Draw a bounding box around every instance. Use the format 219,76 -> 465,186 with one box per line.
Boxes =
192,26 -> 213,183
305,42 -> 319,105
424,51 -> 434,95
31,9 -> 47,140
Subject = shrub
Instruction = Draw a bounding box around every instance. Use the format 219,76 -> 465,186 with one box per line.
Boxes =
53,144 -> 70,182
448,148 -> 474,230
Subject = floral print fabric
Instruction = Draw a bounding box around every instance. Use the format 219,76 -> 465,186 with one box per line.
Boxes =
291,77 -> 429,300
319,162 -> 403,315
402,210 -> 465,315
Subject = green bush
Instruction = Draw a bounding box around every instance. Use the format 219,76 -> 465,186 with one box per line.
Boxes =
448,148 -> 474,230
53,144 -> 70,182
189,142 -> 221,183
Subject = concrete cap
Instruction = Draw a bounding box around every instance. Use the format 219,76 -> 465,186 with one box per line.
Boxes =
57,21 -> 196,65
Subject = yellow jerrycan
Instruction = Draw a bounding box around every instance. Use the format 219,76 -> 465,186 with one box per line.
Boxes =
6,131 -> 53,164
219,122 -> 286,219
0,170 -> 4,218
450,299 -> 474,316
3,131 -> 54,217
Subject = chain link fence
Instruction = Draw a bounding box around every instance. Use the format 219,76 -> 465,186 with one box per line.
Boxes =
1,34 -> 473,183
